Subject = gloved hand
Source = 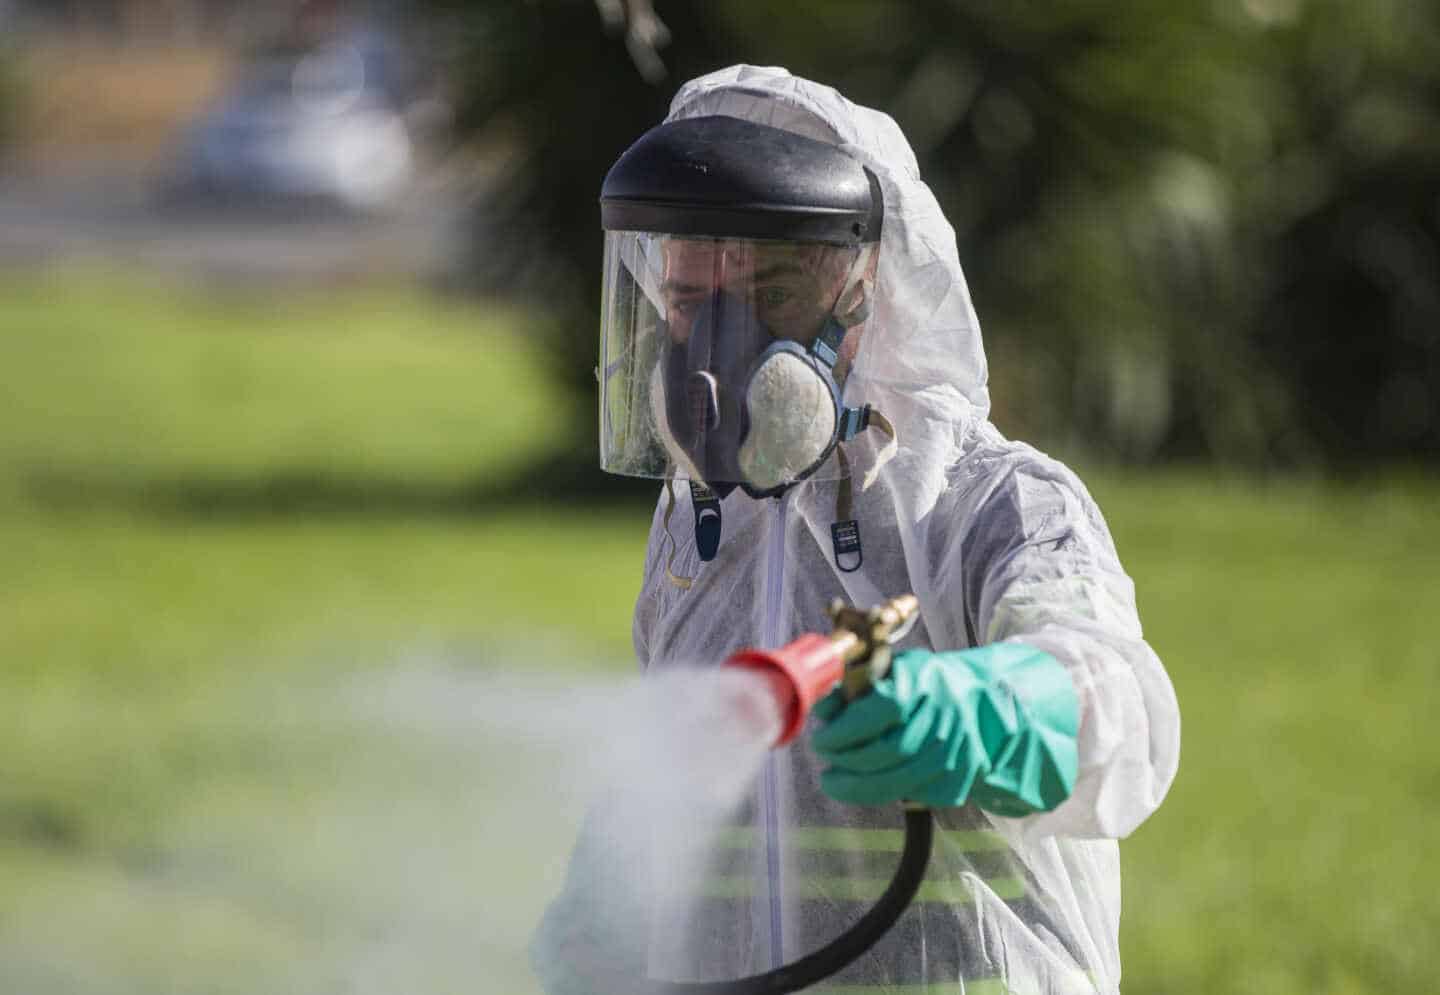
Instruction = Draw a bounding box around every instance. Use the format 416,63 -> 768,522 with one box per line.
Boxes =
811,644 -> 1079,815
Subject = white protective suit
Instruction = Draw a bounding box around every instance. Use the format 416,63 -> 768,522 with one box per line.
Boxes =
536,66 -> 1180,995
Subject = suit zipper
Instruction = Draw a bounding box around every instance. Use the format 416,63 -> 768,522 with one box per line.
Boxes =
760,493 -> 788,968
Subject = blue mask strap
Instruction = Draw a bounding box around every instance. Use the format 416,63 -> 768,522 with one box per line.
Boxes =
809,316 -> 871,442
808,316 -> 847,369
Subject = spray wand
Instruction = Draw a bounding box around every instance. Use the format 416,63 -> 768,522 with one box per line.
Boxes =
654,594 -> 934,994
723,594 -> 921,745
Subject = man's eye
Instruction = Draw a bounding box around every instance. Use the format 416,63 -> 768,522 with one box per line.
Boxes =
757,287 -> 792,308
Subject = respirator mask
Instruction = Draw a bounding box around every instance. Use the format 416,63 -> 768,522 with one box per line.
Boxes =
598,116 -> 893,566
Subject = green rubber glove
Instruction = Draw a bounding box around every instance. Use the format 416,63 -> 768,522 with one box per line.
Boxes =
810,644 -> 1079,814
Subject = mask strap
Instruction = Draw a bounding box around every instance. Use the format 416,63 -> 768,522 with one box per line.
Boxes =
833,244 -> 876,328
808,318 -> 848,369
661,479 -> 694,590
810,244 -> 876,382
828,406 -> 897,573
859,408 -> 898,492
835,403 -> 896,460
811,326 -> 875,451
830,447 -> 863,573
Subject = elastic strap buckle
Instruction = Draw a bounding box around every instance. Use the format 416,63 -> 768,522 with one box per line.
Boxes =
831,519 -> 863,573
839,404 -> 872,441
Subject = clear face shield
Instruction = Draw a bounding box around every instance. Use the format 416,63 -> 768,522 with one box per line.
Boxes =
599,232 -> 871,497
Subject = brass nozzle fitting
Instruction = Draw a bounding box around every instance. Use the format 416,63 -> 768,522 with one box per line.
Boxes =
826,594 -> 920,700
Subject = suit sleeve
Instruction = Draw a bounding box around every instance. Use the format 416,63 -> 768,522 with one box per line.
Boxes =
957,460 -> 1180,839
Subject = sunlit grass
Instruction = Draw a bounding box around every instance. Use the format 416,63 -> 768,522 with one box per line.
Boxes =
0,268 -> 571,493
1091,473 -> 1440,995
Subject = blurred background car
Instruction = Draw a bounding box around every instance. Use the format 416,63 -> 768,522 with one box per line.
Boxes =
159,38 -> 415,214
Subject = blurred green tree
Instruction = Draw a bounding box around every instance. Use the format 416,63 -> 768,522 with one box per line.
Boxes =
431,0 -> 1440,470
1243,0 -> 1440,464
0,49 -> 21,153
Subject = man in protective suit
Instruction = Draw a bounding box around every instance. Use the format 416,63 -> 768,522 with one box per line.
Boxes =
535,65 -> 1180,995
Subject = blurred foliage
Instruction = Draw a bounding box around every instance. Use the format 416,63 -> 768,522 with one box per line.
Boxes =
430,0 -> 1440,468
0,45 -> 22,152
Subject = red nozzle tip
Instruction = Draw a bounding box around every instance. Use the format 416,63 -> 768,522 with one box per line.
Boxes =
723,633 -> 845,746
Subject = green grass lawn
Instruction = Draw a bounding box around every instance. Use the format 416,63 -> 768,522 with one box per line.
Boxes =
1091,475 -> 1439,995
2,270 -> 1437,994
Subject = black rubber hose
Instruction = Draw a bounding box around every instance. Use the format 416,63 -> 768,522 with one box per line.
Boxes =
649,807 -> 935,994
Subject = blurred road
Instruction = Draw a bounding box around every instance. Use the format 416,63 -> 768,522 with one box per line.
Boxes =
0,157 -> 465,285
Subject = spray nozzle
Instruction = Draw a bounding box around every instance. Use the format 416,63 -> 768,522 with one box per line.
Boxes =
826,594 -> 920,701
721,594 -> 920,747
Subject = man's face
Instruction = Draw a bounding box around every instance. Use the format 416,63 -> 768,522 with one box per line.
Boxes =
659,238 -> 855,346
